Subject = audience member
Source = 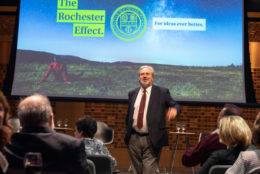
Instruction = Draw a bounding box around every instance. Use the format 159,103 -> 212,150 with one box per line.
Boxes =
225,112 -> 260,174
182,104 -> 242,167
195,116 -> 252,174
0,126 -> 11,174
0,91 -> 13,130
4,94 -> 89,174
7,117 -> 21,133
74,116 -> 117,168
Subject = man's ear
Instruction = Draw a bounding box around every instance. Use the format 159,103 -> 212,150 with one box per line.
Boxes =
79,130 -> 84,137
49,113 -> 55,129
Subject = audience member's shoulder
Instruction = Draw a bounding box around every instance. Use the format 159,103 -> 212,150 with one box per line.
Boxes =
54,132 -> 82,145
241,149 -> 260,159
200,132 -> 219,143
210,148 -> 228,158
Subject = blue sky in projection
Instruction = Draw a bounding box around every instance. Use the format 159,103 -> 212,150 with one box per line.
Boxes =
18,0 -> 243,66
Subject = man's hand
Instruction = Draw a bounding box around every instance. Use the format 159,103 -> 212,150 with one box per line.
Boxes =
166,107 -> 178,121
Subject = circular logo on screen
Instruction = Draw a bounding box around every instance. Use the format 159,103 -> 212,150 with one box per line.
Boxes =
110,4 -> 147,41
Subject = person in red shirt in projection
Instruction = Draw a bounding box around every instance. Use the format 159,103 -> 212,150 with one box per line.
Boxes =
40,56 -> 70,83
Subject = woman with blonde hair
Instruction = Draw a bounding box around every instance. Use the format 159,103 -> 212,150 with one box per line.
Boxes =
196,116 -> 252,174
226,112 -> 260,174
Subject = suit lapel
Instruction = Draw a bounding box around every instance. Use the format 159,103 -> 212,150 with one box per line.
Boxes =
131,88 -> 140,111
147,85 -> 159,119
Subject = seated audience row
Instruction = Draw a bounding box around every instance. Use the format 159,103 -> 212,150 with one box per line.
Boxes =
0,92 -> 117,174
195,115 -> 253,174
225,112 -> 260,174
3,94 -> 90,174
182,104 -> 242,167
2,90 -> 260,174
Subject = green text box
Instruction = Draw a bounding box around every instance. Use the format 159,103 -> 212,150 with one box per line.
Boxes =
57,0 -> 78,9
57,10 -> 105,23
73,24 -> 105,37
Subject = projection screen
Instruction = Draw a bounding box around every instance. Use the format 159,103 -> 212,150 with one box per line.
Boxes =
8,0 -> 246,103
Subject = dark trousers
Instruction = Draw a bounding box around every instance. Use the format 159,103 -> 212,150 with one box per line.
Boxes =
127,132 -> 161,174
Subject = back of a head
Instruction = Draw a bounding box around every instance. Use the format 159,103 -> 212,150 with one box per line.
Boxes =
75,116 -> 97,138
219,116 -> 252,150
222,104 -> 242,118
18,94 -> 53,127
253,112 -> 260,145
217,104 -> 242,127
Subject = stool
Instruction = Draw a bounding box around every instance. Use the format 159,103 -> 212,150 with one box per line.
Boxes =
169,131 -> 195,174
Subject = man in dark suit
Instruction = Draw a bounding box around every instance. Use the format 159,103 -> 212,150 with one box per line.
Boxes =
124,65 -> 181,174
4,94 -> 89,174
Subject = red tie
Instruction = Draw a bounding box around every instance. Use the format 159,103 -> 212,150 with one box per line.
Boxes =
137,89 -> 146,129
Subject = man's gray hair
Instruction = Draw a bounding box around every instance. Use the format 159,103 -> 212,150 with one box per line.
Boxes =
139,65 -> 154,75
18,94 -> 53,127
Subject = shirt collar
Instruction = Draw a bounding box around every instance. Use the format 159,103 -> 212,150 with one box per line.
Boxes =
140,85 -> 152,94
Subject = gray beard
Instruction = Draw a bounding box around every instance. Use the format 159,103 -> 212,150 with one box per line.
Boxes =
139,81 -> 151,88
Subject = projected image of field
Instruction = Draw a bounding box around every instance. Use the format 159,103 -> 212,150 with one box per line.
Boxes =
11,50 -> 244,102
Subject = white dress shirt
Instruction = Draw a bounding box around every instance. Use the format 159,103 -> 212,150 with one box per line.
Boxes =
132,86 -> 152,133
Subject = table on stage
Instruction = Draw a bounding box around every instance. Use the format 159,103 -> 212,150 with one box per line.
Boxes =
169,131 -> 196,174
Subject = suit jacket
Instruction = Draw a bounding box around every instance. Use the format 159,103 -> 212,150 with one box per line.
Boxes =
195,146 -> 243,174
4,126 -> 89,174
124,85 -> 181,148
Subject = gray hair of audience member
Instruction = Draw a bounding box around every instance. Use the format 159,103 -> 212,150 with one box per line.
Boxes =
217,104 -> 242,127
139,65 -> 154,77
18,94 -> 53,127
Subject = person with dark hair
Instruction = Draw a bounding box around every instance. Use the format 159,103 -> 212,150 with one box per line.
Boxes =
40,56 -> 70,83
4,94 -> 89,174
74,116 -> 117,168
124,65 -> 181,174
182,104 -> 242,167
225,112 -> 260,174
196,116 -> 252,174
